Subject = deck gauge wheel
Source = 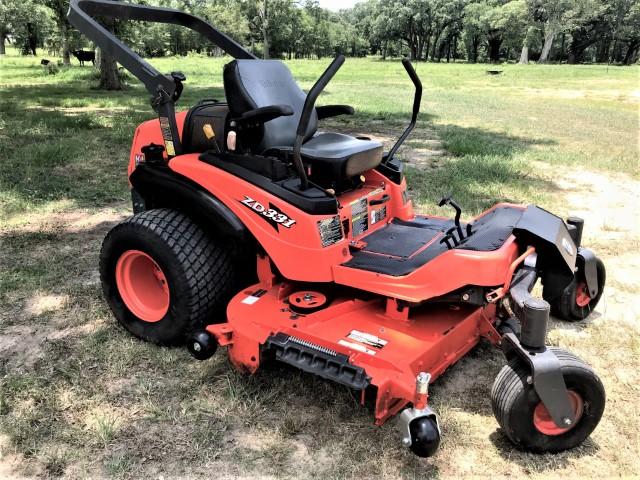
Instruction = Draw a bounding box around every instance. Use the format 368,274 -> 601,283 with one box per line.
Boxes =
491,347 -> 605,452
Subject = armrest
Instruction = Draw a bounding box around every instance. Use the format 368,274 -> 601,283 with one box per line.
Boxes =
234,104 -> 294,125
316,104 -> 354,120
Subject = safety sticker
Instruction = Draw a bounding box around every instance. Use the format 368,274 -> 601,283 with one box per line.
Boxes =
159,117 -> 176,156
351,197 -> 368,236
347,330 -> 387,349
338,339 -> 376,356
164,140 -> 176,157
370,205 -> 387,225
241,289 -> 266,305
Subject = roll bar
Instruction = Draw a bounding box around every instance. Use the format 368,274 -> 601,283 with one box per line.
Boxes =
293,54 -> 345,190
68,0 -> 255,97
386,58 -> 423,163
67,0 -> 256,158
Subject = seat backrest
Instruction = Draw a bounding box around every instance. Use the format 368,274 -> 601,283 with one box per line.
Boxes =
223,59 -> 317,152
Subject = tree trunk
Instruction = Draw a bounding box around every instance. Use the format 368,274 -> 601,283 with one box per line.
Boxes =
471,35 -> 479,63
539,28 -> 556,63
430,30 -> 441,61
262,0 -> 269,59
519,42 -> 529,64
99,53 -> 121,90
623,40 -> 640,65
424,34 -> 431,62
61,23 -> 70,65
487,34 -> 502,63
99,20 -> 122,90
408,38 -> 417,60
26,22 -> 37,56
596,37 -> 611,63
0,34 -> 6,55
452,35 -> 457,62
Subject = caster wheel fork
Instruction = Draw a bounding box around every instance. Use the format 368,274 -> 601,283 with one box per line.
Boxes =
398,372 -> 442,458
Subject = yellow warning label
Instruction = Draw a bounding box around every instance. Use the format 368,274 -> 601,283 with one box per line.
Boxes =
165,140 -> 175,156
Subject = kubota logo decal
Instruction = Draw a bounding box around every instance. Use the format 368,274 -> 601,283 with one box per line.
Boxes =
240,196 -> 296,229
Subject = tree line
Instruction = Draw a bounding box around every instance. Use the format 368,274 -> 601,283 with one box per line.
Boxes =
1,0 -> 638,74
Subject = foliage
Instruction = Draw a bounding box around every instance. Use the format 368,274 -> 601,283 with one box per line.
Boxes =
0,0 -> 638,64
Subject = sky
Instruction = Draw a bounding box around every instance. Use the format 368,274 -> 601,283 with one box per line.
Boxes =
318,0 -> 361,11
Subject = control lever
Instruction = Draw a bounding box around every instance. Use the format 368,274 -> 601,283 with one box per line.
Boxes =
170,71 -> 186,102
438,195 -> 464,241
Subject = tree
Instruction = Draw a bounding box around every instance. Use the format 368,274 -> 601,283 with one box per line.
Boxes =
1,0 -> 51,56
98,13 -> 121,90
43,0 -> 71,65
618,1 -> 640,64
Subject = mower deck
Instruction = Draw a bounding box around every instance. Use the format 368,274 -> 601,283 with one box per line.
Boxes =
207,282 -> 499,425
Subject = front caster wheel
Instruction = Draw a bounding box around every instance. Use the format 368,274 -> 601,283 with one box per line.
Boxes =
408,417 -> 441,458
491,347 -> 605,453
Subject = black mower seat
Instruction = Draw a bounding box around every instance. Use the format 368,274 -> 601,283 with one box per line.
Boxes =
277,132 -> 383,179
223,59 -> 382,181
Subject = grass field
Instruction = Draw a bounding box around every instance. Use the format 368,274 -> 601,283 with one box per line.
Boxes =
1,49 -> 639,478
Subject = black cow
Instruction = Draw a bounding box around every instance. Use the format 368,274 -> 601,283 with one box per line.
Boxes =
72,50 -> 96,66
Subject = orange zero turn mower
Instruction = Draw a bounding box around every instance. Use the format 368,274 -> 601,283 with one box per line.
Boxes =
69,0 -> 606,457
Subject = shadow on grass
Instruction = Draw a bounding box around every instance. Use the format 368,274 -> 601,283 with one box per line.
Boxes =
488,430 -> 600,472
0,84 -> 226,219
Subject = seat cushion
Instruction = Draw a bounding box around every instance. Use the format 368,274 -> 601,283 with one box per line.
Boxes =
300,132 -> 383,179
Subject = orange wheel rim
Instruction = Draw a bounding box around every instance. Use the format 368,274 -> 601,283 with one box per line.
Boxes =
115,250 -> 170,322
575,281 -> 591,308
533,390 -> 584,436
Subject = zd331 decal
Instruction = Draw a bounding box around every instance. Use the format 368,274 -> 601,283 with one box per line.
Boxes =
240,196 -> 296,229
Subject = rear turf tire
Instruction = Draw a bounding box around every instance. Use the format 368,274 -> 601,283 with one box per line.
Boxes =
100,209 -> 234,345
491,348 -> 605,453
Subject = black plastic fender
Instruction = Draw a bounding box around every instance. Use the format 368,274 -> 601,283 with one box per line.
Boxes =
578,247 -> 599,299
513,206 -> 577,276
130,163 -> 248,241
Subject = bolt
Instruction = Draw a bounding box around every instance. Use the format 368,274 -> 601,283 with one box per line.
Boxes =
402,437 -> 411,447
193,342 -> 201,352
562,417 -> 572,426
416,372 -> 431,394
462,293 -> 470,301
526,376 -> 533,385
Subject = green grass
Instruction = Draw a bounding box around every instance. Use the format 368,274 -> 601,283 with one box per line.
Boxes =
1,49 -> 638,222
1,48 -> 639,478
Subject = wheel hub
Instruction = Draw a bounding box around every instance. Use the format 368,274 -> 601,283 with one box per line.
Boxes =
575,281 -> 591,308
533,390 -> 584,436
115,250 -> 170,322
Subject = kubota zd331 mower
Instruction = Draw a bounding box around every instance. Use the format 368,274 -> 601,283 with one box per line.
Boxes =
69,0 -> 607,457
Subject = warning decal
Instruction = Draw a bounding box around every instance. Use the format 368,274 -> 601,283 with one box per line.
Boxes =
347,330 -> 387,349
159,117 -> 176,156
